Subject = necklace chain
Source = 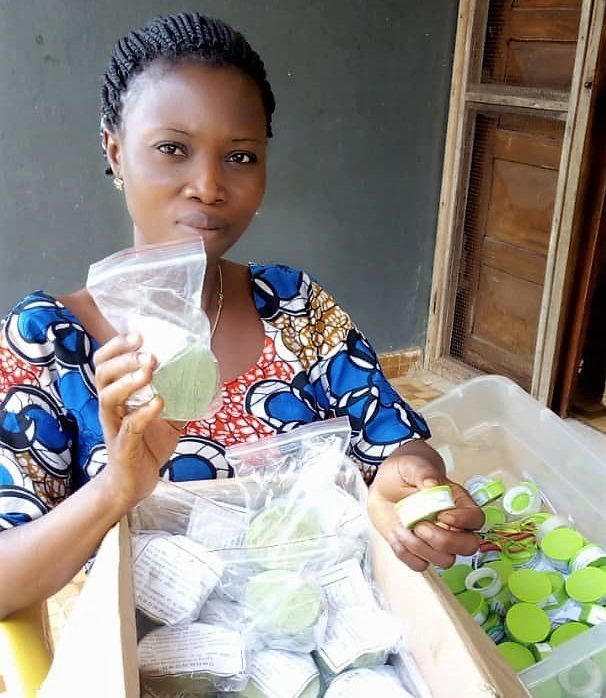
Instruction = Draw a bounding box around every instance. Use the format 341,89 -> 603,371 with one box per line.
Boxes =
210,263 -> 224,339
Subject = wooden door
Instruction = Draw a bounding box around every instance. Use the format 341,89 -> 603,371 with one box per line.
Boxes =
444,0 -> 583,390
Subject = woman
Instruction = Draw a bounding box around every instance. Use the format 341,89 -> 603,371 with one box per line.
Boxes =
0,12 -> 482,619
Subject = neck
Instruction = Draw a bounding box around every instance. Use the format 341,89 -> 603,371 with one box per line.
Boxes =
202,259 -> 220,314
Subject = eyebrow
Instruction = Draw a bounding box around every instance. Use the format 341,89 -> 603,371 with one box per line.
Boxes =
161,128 -> 262,143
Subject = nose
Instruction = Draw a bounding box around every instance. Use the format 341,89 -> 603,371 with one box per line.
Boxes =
184,155 -> 226,205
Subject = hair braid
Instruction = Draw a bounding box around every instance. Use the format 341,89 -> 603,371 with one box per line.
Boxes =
100,12 -> 275,174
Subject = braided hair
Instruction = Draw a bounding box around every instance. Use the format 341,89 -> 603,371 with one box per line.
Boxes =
100,12 -> 275,174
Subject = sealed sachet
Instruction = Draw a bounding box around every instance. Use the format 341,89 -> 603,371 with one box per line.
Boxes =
86,236 -> 221,420
129,417 -> 424,696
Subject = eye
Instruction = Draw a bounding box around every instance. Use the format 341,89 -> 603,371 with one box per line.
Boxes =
227,151 -> 257,164
156,142 -> 187,157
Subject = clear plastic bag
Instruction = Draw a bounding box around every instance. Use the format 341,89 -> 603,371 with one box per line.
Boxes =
129,418 -> 411,694
86,237 -> 221,420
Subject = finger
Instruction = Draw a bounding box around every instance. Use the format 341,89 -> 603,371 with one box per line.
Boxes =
98,363 -> 155,415
386,531 -> 429,572
95,351 -> 155,391
393,525 -> 456,569
396,457 -> 444,492
438,482 -> 485,531
122,396 -> 165,436
414,521 -> 481,556
93,333 -> 142,367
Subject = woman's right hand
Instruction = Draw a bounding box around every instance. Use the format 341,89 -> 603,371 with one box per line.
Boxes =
93,333 -> 182,512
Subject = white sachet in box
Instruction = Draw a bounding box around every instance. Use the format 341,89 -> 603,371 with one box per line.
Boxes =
132,533 -> 224,624
240,649 -> 321,698
138,623 -> 247,694
316,606 -> 403,676
324,666 -> 415,697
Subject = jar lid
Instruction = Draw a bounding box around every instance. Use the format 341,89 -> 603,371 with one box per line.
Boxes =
536,515 -> 570,543
505,603 -> 550,644
497,641 -> 535,671
458,590 -> 488,623
480,505 -> 506,532
541,527 -> 584,562
550,621 -> 590,648
395,485 -> 456,529
508,569 -> 552,605
486,558 -> 515,584
565,567 -> 606,604
503,482 -> 542,517
503,545 -> 538,567
470,478 -> 505,507
465,567 -> 502,599
441,563 -> 472,595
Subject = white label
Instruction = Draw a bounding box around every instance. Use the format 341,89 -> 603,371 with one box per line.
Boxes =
198,594 -> 244,627
548,599 -> 583,626
586,605 -> 606,626
397,489 -> 454,529
138,623 -> 246,677
325,667 -> 413,697
318,607 -> 402,674
133,534 -> 223,624
571,545 -> 606,573
187,496 -> 250,550
318,559 -> 377,612
248,650 -> 319,698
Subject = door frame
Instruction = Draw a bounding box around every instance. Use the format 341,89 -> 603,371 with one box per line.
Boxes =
424,0 -> 606,406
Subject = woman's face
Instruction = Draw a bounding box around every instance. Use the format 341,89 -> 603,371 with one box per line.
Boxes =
103,61 -> 268,260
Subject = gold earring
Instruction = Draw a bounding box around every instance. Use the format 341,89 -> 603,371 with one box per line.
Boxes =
113,176 -> 124,191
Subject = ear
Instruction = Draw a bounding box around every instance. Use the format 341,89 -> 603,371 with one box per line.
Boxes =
102,128 -> 122,177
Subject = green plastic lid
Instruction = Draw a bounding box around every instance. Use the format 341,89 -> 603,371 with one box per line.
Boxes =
458,590 -> 488,620
529,642 -> 552,662
395,485 -> 455,528
565,567 -> 606,603
550,621 -> 590,648
482,505 -> 506,528
505,603 -> 550,644
442,564 -> 472,595
544,571 -> 568,608
503,545 -> 539,568
508,570 -> 552,605
486,558 -> 515,584
473,479 -> 505,505
522,512 -> 552,528
541,528 -> 584,563
497,641 -> 535,671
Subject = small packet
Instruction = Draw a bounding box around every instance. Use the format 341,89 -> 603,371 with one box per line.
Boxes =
240,649 -> 321,698
315,606 -> 403,677
132,533 -> 224,624
324,666 -> 415,697
317,558 -> 378,612
138,623 -> 247,694
244,569 -> 328,653
86,237 -> 221,420
187,495 -> 251,550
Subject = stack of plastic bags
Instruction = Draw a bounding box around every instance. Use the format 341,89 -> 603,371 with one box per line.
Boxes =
130,418 -> 428,698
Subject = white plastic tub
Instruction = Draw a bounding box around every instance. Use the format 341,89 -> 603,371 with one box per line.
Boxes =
421,375 -> 606,697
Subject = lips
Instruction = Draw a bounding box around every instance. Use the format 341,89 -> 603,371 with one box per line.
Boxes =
178,212 -> 228,232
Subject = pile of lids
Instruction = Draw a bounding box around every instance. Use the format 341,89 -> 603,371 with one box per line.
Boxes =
438,476 -> 606,690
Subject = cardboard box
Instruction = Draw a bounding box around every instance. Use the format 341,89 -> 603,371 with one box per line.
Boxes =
39,478 -> 528,698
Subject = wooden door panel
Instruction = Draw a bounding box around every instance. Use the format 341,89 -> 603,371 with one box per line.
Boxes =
506,42 -> 579,88
487,159 -> 558,253
482,237 -> 546,285
472,266 -> 543,360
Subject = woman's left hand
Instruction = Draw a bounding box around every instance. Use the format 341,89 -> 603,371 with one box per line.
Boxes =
367,440 -> 484,572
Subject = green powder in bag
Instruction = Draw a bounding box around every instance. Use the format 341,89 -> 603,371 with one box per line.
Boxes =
151,344 -> 219,421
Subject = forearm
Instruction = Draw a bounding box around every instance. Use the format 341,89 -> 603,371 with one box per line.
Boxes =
0,471 -> 128,619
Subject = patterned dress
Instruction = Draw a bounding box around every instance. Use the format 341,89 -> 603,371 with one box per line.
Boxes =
0,263 -> 430,530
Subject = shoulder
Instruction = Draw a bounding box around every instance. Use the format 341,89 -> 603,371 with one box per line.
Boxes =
2,290 -> 88,367
249,263 -> 344,321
